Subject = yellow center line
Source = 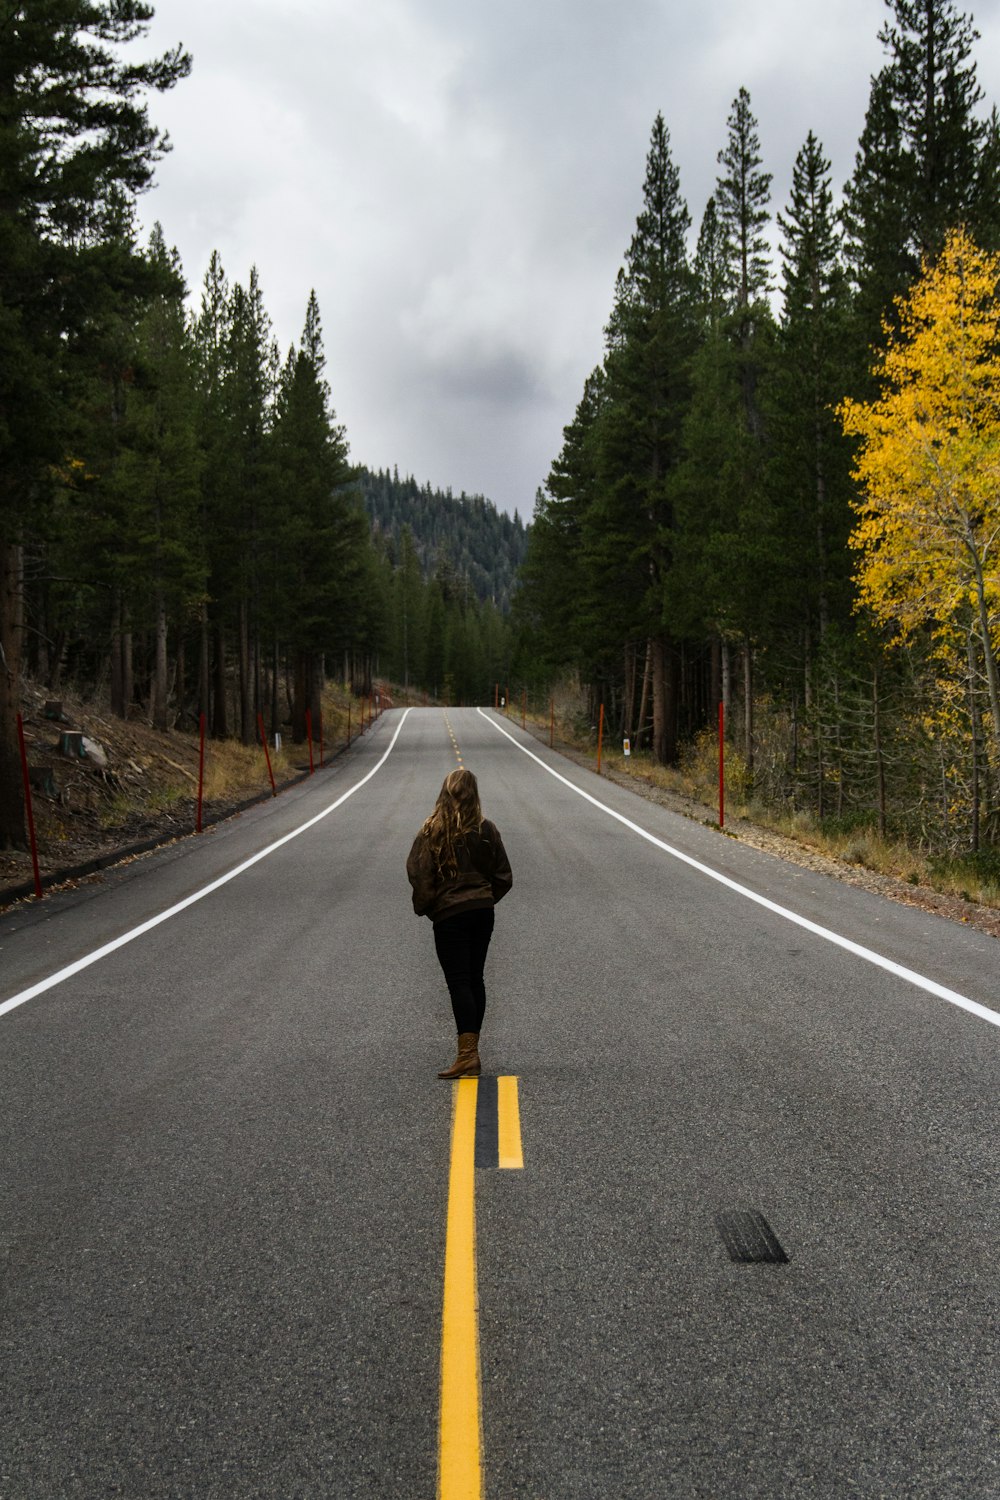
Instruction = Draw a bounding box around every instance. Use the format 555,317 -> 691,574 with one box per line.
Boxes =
445,716 -> 463,767
497,1076 -> 523,1169
439,1078 -> 482,1500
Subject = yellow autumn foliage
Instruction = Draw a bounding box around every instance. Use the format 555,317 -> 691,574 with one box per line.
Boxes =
839,227 -> 1000,745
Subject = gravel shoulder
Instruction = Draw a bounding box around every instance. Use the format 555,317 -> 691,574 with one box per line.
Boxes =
536,730 -> 1000,944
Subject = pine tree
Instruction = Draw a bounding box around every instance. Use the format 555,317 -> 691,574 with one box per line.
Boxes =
44,223 -> 203,727
423,582 -> 447,699
227,268 -> 276,741
881,0 -> 987,259
841,69 -> 911,353
715,87 -> 773,318
391,527 -> 425,693
693,196 -> 730,331
518,370 -> 607,681
714,86 -> 773,432
0,2 -> 189,846
843,0 -> 1000,346
271,294 -> 363,738
772,133 -> 855,654
192,251 -> 236,737
119,227 -> 203,730
596,113 -> 696,762
673,92 -> 777,770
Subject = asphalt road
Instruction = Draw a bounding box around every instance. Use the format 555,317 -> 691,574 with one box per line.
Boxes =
1,707 -> 997,1499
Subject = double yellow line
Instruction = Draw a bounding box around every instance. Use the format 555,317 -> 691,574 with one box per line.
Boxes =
438,1076 -> 522,1499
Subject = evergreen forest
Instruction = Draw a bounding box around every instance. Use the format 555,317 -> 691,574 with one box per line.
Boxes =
5,0 -> 1000,867
0,0 -> 517,849
515,0 -> 1000,858
358,468 -> 527,613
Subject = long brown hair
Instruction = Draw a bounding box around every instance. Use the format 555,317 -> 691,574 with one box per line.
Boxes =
422,768 -> 483,879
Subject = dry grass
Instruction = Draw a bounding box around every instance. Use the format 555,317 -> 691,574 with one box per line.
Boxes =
0,677 -> 393,898
200,738 -> 295,801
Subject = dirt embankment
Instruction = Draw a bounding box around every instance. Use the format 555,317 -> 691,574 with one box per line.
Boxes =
0,683 -> 348,908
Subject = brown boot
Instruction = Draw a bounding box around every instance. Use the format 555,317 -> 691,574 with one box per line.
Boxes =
438,1032 -> 481,1079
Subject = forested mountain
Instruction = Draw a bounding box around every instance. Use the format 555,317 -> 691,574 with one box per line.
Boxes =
357,468 -> 527,611
515,0 -> 1000,855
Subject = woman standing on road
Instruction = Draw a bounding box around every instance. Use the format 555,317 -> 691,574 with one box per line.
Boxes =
406,768 -> 513,1078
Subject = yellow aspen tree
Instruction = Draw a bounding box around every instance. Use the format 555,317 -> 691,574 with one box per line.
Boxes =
839,227 -> 1000,753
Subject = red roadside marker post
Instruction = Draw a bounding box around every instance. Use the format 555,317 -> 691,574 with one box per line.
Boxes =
257,712 -> 277,796
305,709 -> 315,773
196,712 -> 206,832
16,713 -> 42,899
718,700 -> 725,829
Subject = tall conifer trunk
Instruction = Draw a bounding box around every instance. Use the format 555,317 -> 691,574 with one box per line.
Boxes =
271,637 -> 280,739
174,637 -> 185,726
710,637 -> 722,713
198,604 -> 210,721
650,634 -> 680,765
292,652 -> 308,743
110,589 -> 125,718
238,598 -> 252,744
637,642 -> 652,751
122,612 -> 134,718
0,540 -> 27,850
151,589 -> 168,731
212,621 -> 227,738
624,644 -> 637,739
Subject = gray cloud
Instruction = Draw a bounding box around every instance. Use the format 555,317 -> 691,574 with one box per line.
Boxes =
138,0 -> 1000,516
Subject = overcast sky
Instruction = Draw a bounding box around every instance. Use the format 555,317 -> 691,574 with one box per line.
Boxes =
137,0 -> 1000,518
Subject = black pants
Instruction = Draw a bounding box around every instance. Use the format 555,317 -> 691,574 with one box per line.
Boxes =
433,907 -> 495,1034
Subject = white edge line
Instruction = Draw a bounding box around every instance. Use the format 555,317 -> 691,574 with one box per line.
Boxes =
0,709 -> 413,1021
477,708 -> 1000,1032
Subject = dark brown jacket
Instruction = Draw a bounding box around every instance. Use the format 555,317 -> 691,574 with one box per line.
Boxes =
406,819 -> 513,923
